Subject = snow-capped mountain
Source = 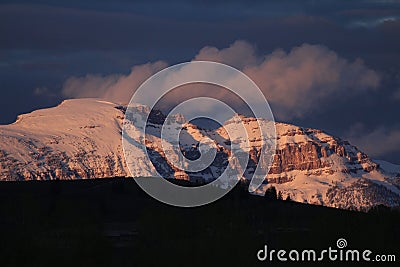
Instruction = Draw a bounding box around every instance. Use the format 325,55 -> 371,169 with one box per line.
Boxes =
0,98 -> 399,211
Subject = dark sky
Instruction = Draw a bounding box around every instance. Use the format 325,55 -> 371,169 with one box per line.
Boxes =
1,0 -> 400,163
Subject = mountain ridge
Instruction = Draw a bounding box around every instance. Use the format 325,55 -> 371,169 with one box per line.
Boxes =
0,98 -> 399,211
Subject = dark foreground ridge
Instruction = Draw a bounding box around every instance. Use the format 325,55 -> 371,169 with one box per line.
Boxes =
0,178 -> 398,267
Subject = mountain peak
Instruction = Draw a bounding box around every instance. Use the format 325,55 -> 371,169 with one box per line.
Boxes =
0,98 -> 398,211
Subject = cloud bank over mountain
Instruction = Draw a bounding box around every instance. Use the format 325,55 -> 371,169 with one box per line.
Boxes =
62,61 -> 168,103
62,40 -> 380,120
196,41 -> 380,119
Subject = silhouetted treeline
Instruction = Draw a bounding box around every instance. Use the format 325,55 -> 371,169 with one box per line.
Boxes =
0,178 -> 398,267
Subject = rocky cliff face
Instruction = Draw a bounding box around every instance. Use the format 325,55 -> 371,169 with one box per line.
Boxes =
270,126 -> 378,175
0,99 -> 398,211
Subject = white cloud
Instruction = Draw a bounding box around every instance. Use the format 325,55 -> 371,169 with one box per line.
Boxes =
62,61 -> 167,104
196,41 -> 380,119
194,40 -> 258,69
61,41 -> 380,120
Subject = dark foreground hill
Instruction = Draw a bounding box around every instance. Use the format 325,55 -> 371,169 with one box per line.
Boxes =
0,178 -> 398,267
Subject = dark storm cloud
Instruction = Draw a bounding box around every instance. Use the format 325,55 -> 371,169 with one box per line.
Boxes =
1,2 -> 400,61
0,0 -> 400,163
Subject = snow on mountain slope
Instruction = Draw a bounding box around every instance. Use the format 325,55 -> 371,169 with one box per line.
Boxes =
220,116 -> 400,210
375,160 -> 400,175
0,99 -> 131,180
0,98 -> 399,211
